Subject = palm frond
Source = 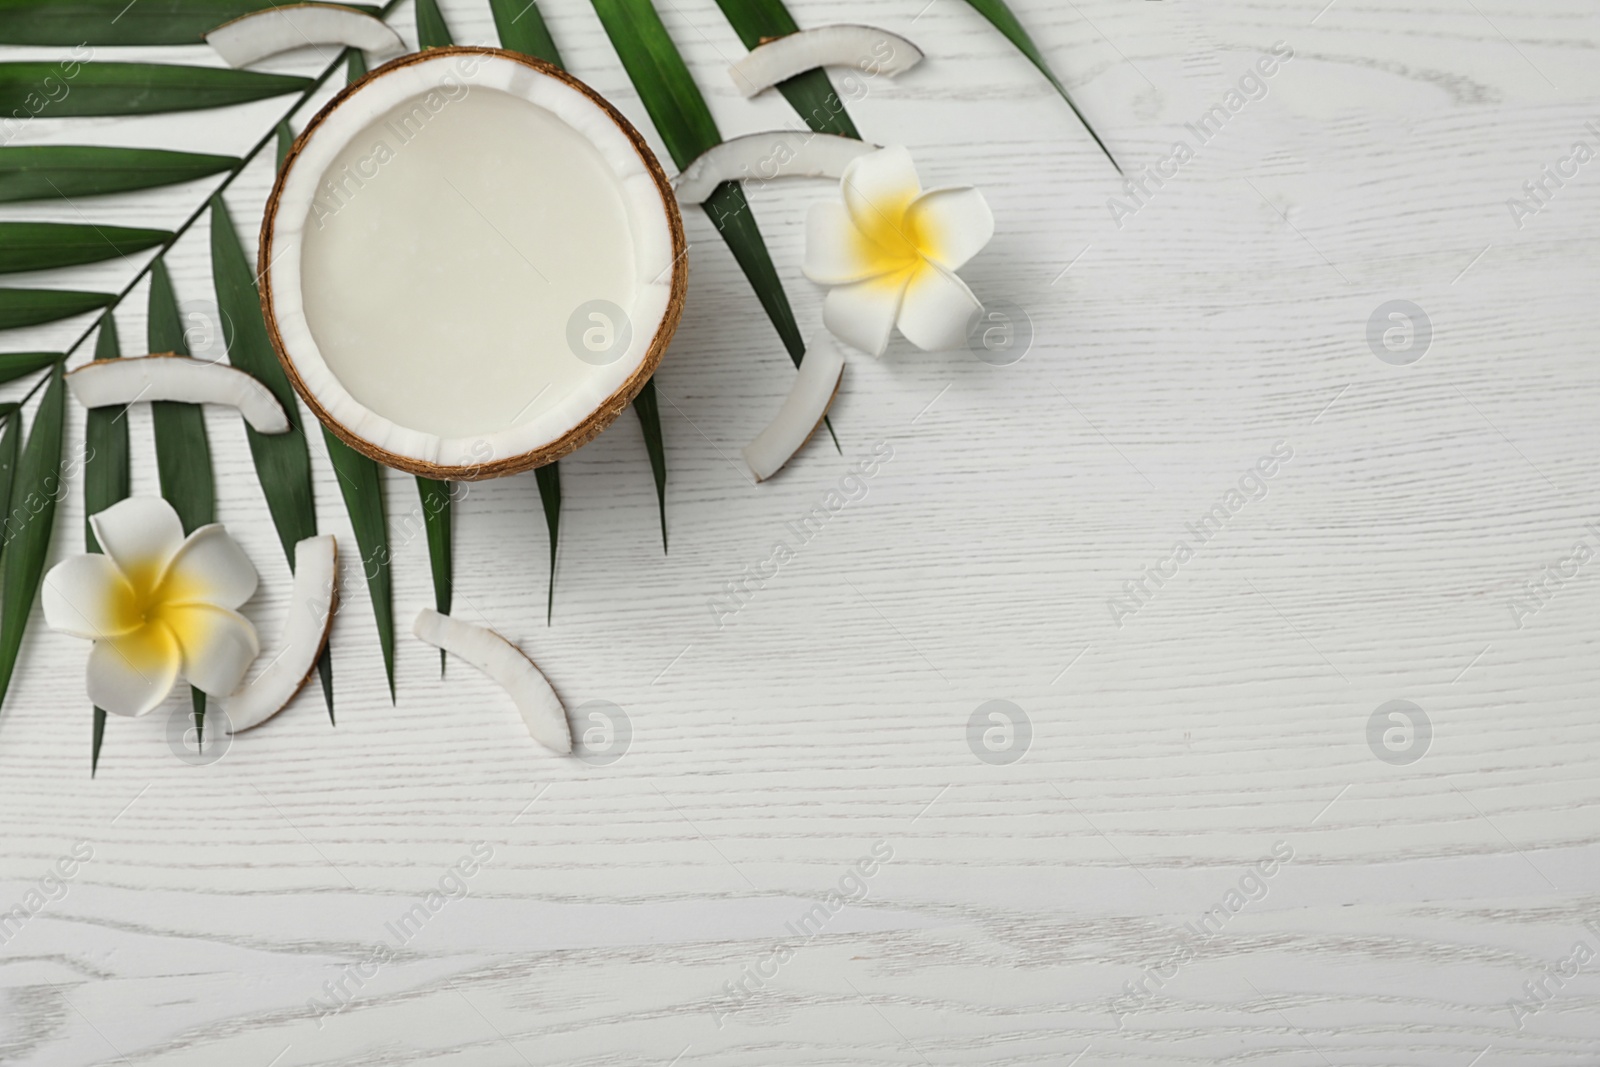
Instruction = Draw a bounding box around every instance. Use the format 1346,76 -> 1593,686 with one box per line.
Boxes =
0,0 -> 377,46
83,318 -> 129,775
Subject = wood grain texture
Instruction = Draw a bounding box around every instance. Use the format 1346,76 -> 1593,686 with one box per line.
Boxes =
3,0 -> 1600,1063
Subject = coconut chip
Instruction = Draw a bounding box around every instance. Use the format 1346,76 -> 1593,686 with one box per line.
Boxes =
68,354 -> 290,434
206,3 -> 404,69
412,609 -> 572,754
674,132 -> 879,204
228,535 -> 338,733
729,25 -> 923,98
743,346 -> 846,482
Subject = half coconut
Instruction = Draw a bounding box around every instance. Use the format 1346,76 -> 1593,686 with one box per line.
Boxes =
261,47 -> 687,479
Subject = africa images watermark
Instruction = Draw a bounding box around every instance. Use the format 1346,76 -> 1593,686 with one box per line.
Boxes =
307,49 -> 485,230
1507,922 -> 1600,1031
2,442 -> 95,549
0,840 -> 95,946
1503,519 -> 1600,630
1107,840 -> 1295,1027
1107,41 -> 1295,229
306,841 -> 494,1027
0,43 -> 91,147
711,840 -> 895,1029
707,439 -> 895,630
1505,121 -> 1600,231
357,438 -> 497,581
1108,441 -> 1295,628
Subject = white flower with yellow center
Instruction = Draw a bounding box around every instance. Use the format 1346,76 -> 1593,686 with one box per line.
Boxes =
42,497 -> 260,717
803,145 -> 994,357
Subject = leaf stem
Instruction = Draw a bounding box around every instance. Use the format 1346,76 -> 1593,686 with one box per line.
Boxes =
13,0 -> 407,381
9,363 -> 53,409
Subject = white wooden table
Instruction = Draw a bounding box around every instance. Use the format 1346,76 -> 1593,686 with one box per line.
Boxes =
3,0 -> 1599,1062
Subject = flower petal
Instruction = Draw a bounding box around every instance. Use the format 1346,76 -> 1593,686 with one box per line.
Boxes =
906,187 -> 994,272
163,603 -> 259,696
90,497 -> 185,593
804,201 -> 906,285
823,270 -> 912,357
159,524 -> 258,610
896,264 -> 983,352
841,145 -> 922,237
88,622 -> 181,717
42,554 -> 139,640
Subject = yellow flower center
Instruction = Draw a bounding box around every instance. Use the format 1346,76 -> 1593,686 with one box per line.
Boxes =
112,620 -> 179,673
101,568 -> 148,635
98,557 -> 210,669
850,188 -> 939,286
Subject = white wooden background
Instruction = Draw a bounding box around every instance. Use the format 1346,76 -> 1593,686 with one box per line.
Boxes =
3,0 -> 1599,1062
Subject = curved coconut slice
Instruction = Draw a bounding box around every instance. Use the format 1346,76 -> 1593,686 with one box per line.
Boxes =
206,4 -> 405,68
674,132 -> 878,204
262,47 -> 687,480
730,25 -> 924,98
67,355 -> 290,434
227,535 -> 338,734
412,608 -> 572,754
743,346 -> 846,482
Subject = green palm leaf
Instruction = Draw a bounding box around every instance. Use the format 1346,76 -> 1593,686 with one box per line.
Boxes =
0,222 -> 170,275
417,476 -> 451,672
0,288 -> 112,330
148,259 -> 215,534
958,0 -> 1119,172
307,57 -> 396,702
276,121 -> 295,170
210,194 -> 334,719
0,362 -> 65,716
0,410 -> 23,740
0,351 -> 62,385
489,1 -> 598,588
401,18 -> 455,662
0,6 -> 409,743
533,463 -> 558,623
0,0 -> 377,46
209,197 -> 316,564
592,0 -> 837,455
0,410 -> 19,561
414,0 -> 452,48
633,376 -> 666,551
84,319 -> 129,776
703,182 -> 807,366
149,256 -> 215,741
0,146 -> 238,204
711,0 -> 860,140
492,0 -> 669,558
488,0 -> 560,66
0,63 -> 311,117
488,3 -> 586,595
589,0 -> 806,371
83,322 -> 129,552
325,431 -> 395,700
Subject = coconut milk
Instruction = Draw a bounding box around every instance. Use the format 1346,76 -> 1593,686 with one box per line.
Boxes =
299,86 -> 638,438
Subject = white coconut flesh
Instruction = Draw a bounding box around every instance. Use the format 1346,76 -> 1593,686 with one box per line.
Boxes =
67,355 -> 290,434
412,608 -> 572,754
206,4 -> 404,68
227,535 -> 338,734
264,50 -> 679,476
674,132 -> 878,204
743,346 -> 846,482
730,25 -> 924,98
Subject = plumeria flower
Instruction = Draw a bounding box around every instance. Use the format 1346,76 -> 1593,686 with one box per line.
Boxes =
42,497 -> 260,718
803,145 -> 994,357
